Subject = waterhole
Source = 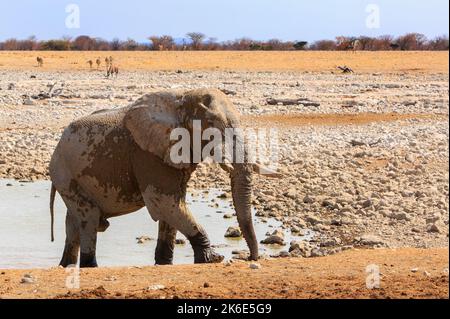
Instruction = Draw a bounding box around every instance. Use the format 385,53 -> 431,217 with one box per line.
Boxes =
0,179 -> 312,269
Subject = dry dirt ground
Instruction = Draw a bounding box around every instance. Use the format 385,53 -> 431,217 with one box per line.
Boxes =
0,51 -> 448,73
0,248 -> 448,299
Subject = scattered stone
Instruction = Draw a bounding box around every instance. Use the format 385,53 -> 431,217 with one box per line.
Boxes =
175,238 -> 186,245
249,263 -> 261,270
303,195 -> 315,204
278,251 -> 290,258
147,284 -> 165,291
104,276 -> 117,282
426,223 -> 441,233
136,236 -> 153,244
224,226 -> 242,238
289,240 -> 315,258
20,274 -> 35,284
260,229 -> 285,245
356,234 -> 386,247
23,98 -> 35,106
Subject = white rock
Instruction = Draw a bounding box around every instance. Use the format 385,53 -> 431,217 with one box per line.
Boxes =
249,263 -> 261,269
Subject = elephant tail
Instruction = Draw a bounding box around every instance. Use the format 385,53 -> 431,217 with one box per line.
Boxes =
50,183 -> 56,242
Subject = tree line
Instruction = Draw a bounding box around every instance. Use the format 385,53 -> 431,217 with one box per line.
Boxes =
0,33 -> 448,51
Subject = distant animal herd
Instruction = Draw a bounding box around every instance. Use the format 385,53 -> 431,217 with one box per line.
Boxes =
36,55 -> 119,78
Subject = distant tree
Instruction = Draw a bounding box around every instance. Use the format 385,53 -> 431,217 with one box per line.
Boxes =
186,32 -> 206,50
355,36 -> 373,50
249,42 -> 263,50
16,36 -> 38,50
310,39 -> 336,50
2,38 -> 19,50
40,39 -> 71,51
109,38 -> 121,51
427,35 -> 449,51
94,38 -> 112,51
204,37 -> 219,50
0,32 -> 448,52
121,38 -> 139,50
148,36 -> 160,50
148,35 -> 175,50
72,35 -> 95,50
396,33 -> 427,50
265,39 -> 282,50
293,41 -> 308,50
372,35 -> 394,50
226,38 -> 253,50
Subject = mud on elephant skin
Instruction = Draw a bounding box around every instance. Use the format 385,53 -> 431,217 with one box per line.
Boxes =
49,88 -> 278,268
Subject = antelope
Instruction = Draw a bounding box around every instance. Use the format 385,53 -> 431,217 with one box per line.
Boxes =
106,64 -> 119,78
87,60 -> 93,69
96,58 -> 101,69
36,57 -> 44,67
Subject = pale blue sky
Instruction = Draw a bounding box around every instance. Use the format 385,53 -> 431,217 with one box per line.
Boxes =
0,0 -> 448,42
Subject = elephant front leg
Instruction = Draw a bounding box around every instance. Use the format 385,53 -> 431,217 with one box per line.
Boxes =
144,190 -> 224,264
188,228 -> 224,264
155,221 -> 177,265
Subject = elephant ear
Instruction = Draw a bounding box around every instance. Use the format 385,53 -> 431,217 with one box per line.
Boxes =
124,91 -> 186,167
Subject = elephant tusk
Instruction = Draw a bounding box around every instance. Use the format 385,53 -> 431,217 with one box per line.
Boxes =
252,163 -> 283,178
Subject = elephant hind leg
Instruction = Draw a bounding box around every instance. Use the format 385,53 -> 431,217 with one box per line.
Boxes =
59,210 -> 80,267
155,221 -> 177,265
59,185 -> 101,268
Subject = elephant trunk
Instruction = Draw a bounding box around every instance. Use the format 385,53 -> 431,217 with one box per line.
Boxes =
231,162 -> 258,261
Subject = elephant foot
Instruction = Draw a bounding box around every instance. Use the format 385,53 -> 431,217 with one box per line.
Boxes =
59,258 -> 77,268
155,239 -> 174,265
188,231 -> 224,264
80,253 -> 98,268
195,248 -> 224,264
59,244 -> 79,268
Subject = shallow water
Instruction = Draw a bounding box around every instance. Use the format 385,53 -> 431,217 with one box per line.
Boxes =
0,179 -> 311,269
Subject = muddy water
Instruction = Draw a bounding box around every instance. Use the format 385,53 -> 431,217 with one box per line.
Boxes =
0,179 -> 311,269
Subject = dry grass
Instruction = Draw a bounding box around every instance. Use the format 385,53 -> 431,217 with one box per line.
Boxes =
243,113 -> 448,128
0,51 -> 448,73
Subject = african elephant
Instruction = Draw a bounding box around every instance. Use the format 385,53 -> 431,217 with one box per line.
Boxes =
49,89 -> 275,268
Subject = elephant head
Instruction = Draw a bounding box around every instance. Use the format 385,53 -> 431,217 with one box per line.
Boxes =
124,88 -> 272,260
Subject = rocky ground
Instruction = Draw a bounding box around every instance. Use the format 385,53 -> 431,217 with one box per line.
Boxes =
0,69 -> 448,259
